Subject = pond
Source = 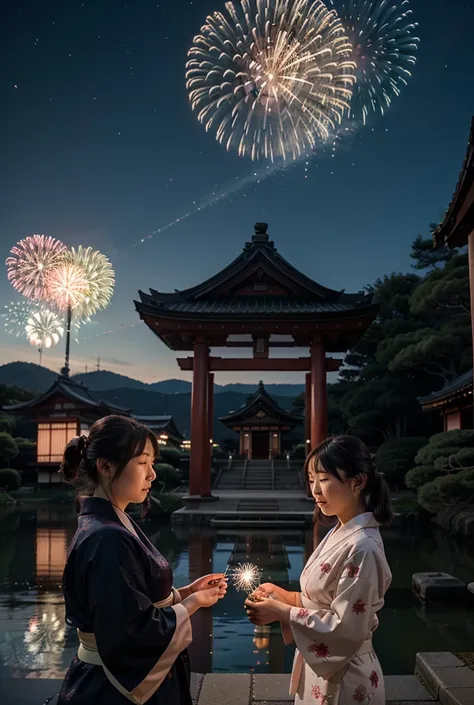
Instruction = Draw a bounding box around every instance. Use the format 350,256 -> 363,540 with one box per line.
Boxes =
0,504 -> 473,682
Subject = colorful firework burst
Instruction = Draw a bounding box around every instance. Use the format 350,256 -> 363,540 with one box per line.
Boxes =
2,300 -> 38,337
43,263 -> 88,311
63,246 -> 115,320
5,235 -> 67,300
186,0 -> 356,162
26,308 -> 64,349
329,0 -> 419,123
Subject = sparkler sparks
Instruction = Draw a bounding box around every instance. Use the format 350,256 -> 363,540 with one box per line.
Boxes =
231,563 -> 263,594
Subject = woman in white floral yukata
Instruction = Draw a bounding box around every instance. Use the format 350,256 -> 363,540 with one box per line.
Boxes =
245,435 -> 393,705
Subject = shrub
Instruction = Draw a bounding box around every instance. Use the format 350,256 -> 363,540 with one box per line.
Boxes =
0,434 -> 19,466
405,465 -> 445,490
418,468 -> 474,513
0,468 -> 21,491
375,437 -> 427,486
158,447 -> 182,468
0,414 -> 14,435
440,447 -> 474,470
415,430 -> 474,466
154,462 -> 181,489
14,438 -> 36,470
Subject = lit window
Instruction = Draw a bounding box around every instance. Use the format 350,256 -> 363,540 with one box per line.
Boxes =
37,420 -> 79,463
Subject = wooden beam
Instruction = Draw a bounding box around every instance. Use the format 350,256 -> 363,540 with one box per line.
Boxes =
223,341 -> 297,348
177,357 -> 342,372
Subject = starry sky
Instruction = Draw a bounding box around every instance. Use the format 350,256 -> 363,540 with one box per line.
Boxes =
2,0 -> 473,385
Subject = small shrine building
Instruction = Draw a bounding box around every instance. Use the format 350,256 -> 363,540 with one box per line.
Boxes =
219,381 -> 301,459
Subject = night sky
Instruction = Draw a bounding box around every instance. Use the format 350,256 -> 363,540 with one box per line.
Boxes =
2,0 -> 474,384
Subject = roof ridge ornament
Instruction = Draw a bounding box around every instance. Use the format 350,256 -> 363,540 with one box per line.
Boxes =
245,222 -> 275,251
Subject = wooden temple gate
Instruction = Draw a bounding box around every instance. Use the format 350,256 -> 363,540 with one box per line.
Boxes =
136,223 -> 378,497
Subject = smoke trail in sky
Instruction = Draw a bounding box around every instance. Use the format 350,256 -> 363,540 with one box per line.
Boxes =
130,124 -> 357,249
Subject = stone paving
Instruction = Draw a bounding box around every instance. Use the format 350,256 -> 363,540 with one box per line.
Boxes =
3,652 -> 473,705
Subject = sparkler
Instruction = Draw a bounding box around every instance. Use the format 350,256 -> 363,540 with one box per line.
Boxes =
230,563 -> 263,596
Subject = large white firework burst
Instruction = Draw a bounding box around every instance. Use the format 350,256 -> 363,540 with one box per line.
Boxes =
26,308 -> 64,349
186,0 -> 356,161
5,235 -> 67,300
63,246 -> 115,320
329,0 -> 419,124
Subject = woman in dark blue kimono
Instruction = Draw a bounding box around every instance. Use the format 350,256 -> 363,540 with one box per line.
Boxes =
56,415 -> 227,705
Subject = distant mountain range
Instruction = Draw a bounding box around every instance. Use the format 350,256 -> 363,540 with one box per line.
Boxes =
0,362 -> 304,442
0,362 -> 305,396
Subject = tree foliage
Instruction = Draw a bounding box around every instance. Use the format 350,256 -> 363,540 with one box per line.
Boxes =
0,434 -> 19,466
0,468 -> 21,491
375,437 -> 427,486
323,226 -> 472,444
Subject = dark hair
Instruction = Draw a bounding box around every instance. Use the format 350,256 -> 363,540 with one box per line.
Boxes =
60,415 -> 159,504
304,435 -> 393,526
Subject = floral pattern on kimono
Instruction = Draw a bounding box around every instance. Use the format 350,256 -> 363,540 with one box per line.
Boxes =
286,513 -> 391,705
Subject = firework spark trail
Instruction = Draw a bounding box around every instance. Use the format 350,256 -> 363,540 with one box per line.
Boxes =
132,158 -> 291,246
79,322 -> 139,340
186,0 -> 356,162
131,118 -> 359,250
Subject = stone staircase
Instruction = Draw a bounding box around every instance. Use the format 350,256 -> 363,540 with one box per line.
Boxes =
273,459 -> 303,490
214,458 -> 303,492
214,458 -> 246,489
242,460 -> 273,491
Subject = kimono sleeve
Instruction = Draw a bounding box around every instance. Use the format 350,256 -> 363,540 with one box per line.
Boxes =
85,528 -> 192,703
289,546 -> 382,681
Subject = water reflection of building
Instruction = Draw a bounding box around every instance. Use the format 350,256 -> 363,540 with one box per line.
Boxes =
187,533 -> 214,674
35,507 -> 75,589
183,530 -> 314,674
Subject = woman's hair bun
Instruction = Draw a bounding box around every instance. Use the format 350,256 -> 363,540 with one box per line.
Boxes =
60,435 -> 87,483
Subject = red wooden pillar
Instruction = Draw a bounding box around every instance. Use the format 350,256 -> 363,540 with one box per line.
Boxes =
469,232 -> 474,414
189,337 -> 209,496
310,337 -> 328,449
305,372 -> 311,454
202,372 -> 214,496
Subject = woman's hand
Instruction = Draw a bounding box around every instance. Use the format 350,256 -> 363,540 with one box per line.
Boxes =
189,573 -> 228,593
252,582 -> 295,605
244,596 -> 291,626
195,583 -> 227,608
